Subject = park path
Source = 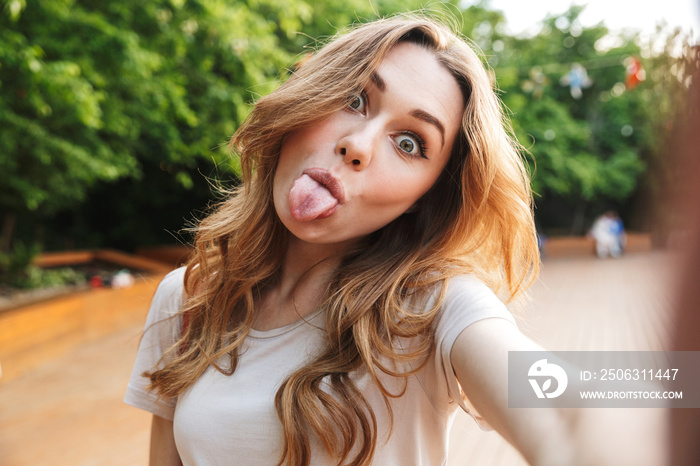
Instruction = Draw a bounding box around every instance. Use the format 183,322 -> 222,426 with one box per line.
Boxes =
0,252 -> 677,465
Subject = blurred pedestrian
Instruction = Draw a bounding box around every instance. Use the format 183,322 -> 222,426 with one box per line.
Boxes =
589,211 -> 624,258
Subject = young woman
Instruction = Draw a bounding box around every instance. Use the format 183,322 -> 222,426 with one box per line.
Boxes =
125,15 -> 576,466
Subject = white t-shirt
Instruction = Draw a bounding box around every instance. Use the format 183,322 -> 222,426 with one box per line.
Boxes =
124,267 -> 515,465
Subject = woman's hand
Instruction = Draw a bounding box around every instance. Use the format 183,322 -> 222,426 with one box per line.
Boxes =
150,415 -> 180,466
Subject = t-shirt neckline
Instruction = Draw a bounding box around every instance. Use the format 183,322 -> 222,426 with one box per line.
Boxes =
248,309 -> 324,339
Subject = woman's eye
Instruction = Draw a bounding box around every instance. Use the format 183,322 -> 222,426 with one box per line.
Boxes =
347,92 -> 366,112
393,133 -> 426,158
398,137 -> 415,153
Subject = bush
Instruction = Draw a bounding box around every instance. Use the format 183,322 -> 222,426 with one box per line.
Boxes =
0,242 -> 86,290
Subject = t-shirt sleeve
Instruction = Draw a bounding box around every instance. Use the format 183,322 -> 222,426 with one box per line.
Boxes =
123,267 -> 186,420
434,275 -> 516,430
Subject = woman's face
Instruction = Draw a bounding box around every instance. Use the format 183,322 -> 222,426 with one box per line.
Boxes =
273,41 -> 464,247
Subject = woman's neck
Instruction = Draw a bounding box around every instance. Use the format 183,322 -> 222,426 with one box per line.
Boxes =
282,236 -> 350,282
253,236 -> 353,331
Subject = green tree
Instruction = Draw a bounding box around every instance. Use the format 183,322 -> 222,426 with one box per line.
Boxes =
1,0 -> 693,250
481,5 -> 695,233
1,0 -> 434,250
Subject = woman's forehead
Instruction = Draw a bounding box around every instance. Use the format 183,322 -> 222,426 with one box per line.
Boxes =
373,42 -> 464,140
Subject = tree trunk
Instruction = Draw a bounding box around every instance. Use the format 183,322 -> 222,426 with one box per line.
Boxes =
570,202 -> 587,236
1,211 -> 17,252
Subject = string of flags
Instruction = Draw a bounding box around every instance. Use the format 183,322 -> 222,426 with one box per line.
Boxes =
516,55 -> 646,99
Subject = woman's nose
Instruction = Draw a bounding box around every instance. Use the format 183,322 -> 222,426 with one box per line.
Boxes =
336,124 -> 378,170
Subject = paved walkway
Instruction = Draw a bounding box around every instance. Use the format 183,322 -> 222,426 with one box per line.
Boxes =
0,252 -> 677,465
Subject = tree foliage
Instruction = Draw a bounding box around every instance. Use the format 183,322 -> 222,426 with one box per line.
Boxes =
461,4 -> 696,232
0,0 -> 428,249
0,0 -> 695,248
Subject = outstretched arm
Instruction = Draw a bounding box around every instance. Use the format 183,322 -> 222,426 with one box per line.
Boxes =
450,318 -> 577,465
451,319 -> 666,466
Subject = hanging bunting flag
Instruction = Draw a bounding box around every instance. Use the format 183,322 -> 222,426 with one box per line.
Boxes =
624,56 -> 645,90
560,63 -> 592,99
521,66 -> 549,99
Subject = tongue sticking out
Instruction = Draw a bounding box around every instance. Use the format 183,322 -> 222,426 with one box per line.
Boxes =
289,174 -> 339,222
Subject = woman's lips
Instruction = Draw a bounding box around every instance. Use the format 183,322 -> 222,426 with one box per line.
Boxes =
288,168 -> 345,222
303,168 -> 345,204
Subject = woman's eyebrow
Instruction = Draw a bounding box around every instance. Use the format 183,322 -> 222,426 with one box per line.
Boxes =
370,71 -> 386,92
370,71 -> 446,149
409,109 -> 445,149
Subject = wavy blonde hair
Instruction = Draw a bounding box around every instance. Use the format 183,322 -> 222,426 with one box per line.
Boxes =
147,14 -> 539,466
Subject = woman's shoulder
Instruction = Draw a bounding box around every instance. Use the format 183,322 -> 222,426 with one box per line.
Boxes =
409,272 -> 503,315
149,266 -> 187,318
434,273 -> 514,334
440,273 -> 503,306
157,266 -> 187,294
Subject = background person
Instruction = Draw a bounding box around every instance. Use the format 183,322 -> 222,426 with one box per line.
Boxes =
589,210 -> 624,258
